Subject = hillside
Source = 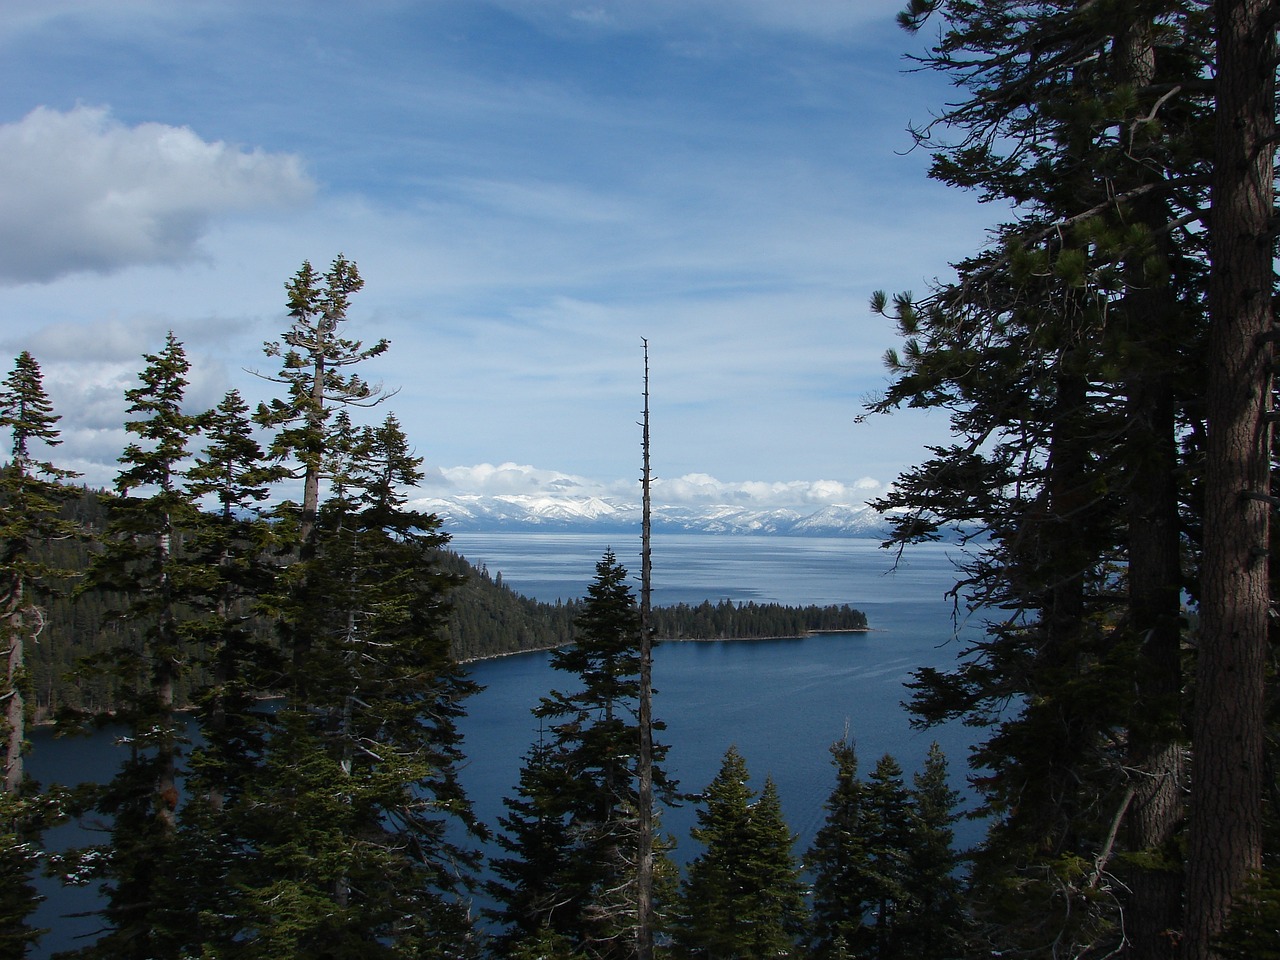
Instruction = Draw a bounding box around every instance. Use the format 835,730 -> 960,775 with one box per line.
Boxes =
26,488 -> 867,718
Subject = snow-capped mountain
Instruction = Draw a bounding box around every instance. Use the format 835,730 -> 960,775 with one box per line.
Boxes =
412,494 -> 892,538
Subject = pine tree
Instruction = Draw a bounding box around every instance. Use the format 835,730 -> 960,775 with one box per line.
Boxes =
807,738 -> 876,958
490,549 -> 676,959
232,413 -> 481,956
672,746 -> 806,960
869,3 -> 1216,954
66,333 -> 210,958
0,351 -> 76,958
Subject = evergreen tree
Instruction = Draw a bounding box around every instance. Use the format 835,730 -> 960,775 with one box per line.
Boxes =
162,389 -> 287,953
67,333 -> 209,958
807,738 -> 876,958
672,747 -> 806,960
0,351 -> 76,958
898,743 -> 967,959
1184,0 -> 1277,955
869,3 -> 1217,954
254,254 -> 386,547
183,388 -> 284,811
490,549 -> 676,959
232,413 -> 481,956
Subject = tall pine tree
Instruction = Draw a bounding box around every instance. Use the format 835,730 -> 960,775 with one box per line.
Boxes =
672,746 -> 807,960
68,333 -> 209,958
490,549 -> 676,959
0,351 -> 77,958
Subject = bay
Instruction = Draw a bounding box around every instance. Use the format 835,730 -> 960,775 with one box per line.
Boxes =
448,534 -> 981,862
27,533 -> 980,956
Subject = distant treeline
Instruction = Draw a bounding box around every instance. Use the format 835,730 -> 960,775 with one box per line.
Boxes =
649,598 -> 867,640
29,487 -> 868,717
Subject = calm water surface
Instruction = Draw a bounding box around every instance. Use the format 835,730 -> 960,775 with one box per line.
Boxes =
449,535 -> 980,851
29,534 -> 980,955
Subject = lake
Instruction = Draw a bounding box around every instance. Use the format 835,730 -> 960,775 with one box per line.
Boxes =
449,534 -> 981,854
28,532 -> 980,956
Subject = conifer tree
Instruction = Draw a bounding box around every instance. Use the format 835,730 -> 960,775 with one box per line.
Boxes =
898,743 -> 966,959
0,351 -> 77,957
490,549 -> 676,959
1184,0 -> 1277,954
182,388 -> 284,811
807,738 -> 876,958
869,3 -> 1216,954
672,747 -> 807,959
68,333 -> 209,958
254,254 -> 386,547
232,412 -> 481,956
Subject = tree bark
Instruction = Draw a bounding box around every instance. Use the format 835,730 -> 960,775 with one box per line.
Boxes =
636,339 -> 655,960
1185,1 -> 1276,955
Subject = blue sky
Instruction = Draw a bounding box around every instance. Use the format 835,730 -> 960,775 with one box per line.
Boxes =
0,1 -> 996,511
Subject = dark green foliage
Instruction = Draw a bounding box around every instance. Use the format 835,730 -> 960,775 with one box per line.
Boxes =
490,550 -> 677,959
807,740 -> 967,960
807,739 -> 875,958
0,351 -> 77,954
869,3 -> 1215,955
649,600 -> 866,640
672,747 -> 807,960
59,333 -> 209,957
230,411 -> 482,955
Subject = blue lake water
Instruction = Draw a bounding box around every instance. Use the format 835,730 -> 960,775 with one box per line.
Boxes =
449,534 -> 982,857
28,533 -> 981,956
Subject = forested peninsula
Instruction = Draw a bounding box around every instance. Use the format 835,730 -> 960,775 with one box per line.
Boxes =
27,485 -> 867,719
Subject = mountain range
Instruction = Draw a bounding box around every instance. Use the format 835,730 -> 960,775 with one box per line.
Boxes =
411,494 -> 894,538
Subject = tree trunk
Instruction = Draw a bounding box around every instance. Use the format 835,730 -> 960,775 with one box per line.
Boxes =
1185,1 -> 1276,955
1124,373 -> 1185,960
3,579 -> 24,794
636,339 -> 655,960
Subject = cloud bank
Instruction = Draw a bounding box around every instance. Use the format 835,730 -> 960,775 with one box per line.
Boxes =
422,462 -> 885,509
0,105 -> 313,284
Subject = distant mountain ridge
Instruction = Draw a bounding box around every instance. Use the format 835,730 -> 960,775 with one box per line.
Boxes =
412,494 -> 893,538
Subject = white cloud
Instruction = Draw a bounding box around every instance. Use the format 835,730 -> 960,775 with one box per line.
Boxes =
419,462 -> 886,509
0,105 -> 313,284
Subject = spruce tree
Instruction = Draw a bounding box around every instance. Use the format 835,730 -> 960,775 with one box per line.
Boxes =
68,333 -> 209,958
490,549 -> 676,959
0,351 -> 76,958
672,746 -> 806,960
807,738 -> 876,958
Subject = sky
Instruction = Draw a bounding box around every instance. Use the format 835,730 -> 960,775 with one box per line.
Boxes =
0,0 -> 998,513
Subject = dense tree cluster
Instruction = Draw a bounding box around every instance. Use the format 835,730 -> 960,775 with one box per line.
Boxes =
25,527 -> 868,712
869,0 -> 1276,957
0,257 -> 487,958
2,262 -> 898,958
648,600 -> 866,641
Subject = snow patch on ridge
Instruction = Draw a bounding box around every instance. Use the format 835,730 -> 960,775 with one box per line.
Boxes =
412,494 -> 892,538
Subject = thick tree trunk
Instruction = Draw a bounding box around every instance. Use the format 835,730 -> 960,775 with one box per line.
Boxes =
4,587 -> 24,794
1124,375 -> 1185,960
1185,1 -> 1276,955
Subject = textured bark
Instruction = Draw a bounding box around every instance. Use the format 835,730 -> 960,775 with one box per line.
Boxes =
1185,0 -> 1276,955
3,589 -> 23,794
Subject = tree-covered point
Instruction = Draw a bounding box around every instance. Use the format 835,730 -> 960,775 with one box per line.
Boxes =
21,486 -> 870,717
